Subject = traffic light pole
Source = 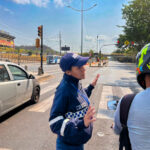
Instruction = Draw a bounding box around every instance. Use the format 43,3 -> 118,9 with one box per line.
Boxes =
40,25 -> 44,74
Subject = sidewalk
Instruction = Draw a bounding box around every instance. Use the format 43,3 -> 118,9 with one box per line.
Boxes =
29,71 -> 54,82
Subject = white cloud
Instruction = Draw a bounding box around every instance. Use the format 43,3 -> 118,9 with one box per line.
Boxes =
49,37 -> 59,42
12,0 -> 30,4
97,35 -> 109,41
4,8 -> 14,15
83,34 -> 119,54
0,5 -> 14,15
53,0 -> 72,7
31,0 -> 49,7
85,35 -> 109,43
85,35 -> 95,42
54,0 -> 64,7
12,0 -> 49,7
11,0 -> 72,7
112,35 -> 119,42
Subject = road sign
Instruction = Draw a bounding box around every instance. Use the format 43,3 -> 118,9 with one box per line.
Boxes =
124,40 -> 129,46
35,38 -> 40,48
94,52 -> 98,56
61,45 -> 70,51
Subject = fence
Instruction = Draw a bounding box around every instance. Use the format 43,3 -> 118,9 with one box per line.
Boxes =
0,52 -> 46,64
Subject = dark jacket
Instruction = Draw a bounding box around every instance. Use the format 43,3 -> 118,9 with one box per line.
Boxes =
49,73 -> 94,145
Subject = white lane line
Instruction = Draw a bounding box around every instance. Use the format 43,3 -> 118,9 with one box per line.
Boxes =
97,86 -> 133,120
28,83 -> 59,113
51,72 -> 63,75
40,81 -> 49,86
120,87 -> 132,95
46,70 -> 61,73
28,94 -> 54,112
40,83 -> 59,95
97,85 -> 113,120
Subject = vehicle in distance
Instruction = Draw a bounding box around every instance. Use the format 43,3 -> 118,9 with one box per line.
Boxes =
0,61 -> 40,117
47,55 -> 61,64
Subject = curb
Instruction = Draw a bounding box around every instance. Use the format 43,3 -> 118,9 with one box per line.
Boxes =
29,72 -> 54,82
36,74 -> 54,82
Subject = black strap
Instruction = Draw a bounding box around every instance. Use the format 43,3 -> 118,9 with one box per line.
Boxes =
120,94 -> 136,126
119,93 -> 136,150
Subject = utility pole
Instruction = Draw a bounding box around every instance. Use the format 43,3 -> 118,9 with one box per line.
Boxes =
99,39 -> 101,61
67,1 -> 97,56
59,32 -> 61,56
81,0 -> 83,56
97,35 -> 98,53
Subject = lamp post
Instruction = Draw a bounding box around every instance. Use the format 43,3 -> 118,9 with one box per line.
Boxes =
97,35 -> 98,54
67,1 -> 97,55
99,44 -> 116,58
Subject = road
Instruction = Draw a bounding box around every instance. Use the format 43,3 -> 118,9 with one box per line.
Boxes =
0,60 -> 142,150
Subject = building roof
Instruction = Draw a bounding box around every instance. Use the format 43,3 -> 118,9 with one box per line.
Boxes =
0,30 -> 15,40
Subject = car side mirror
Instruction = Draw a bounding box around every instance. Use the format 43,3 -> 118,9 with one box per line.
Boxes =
107,100 -> 118,110
29,74 -> 35,79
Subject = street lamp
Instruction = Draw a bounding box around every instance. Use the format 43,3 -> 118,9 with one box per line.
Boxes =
67,1 -> 97,56
99,44 -> 116,58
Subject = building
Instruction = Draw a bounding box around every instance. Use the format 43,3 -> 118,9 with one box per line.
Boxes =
0,30 -> 15,48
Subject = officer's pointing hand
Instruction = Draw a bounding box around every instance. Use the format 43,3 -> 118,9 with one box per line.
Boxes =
91,74 -> 100,87
84,106 -> 96,127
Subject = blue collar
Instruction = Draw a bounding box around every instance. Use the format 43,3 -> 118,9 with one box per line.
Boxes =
63,73 -> 79,85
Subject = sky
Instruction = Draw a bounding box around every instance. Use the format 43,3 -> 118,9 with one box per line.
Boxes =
0,0 -> 130,54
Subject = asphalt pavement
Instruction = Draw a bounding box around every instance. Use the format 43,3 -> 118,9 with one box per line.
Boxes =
0,60 -> 142,150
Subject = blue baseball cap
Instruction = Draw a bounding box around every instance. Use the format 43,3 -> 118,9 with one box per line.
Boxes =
60,53 -> 89,72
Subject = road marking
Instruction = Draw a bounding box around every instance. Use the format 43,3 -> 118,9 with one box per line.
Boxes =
40,81 -> 50,86
97,85 -> 113,120
97,86 -> 133,120
46,69 -> 61,74
28,82 -> 59,113
40,83 -> 59,95
51,71 -> 63,75
121,87 -> 132,95
28,94 -> 54,112
40,82 -> 48,86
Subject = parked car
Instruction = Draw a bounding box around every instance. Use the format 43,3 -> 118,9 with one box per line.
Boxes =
0,61 -> 40,117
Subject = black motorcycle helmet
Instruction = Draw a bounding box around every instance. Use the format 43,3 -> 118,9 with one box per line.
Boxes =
136,43 -> 150,89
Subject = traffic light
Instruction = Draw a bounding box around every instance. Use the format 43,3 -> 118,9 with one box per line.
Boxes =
36,38 -> 40,48
117,40 -> 120,44
38,26 -> 42,37
131,41 -> 134,45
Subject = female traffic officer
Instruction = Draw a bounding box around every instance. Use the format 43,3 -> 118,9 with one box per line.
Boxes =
49,53 -> 100,150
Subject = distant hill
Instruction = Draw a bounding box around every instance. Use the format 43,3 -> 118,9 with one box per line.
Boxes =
15,45 -> 59,55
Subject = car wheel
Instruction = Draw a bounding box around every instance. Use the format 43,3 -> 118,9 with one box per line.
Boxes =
31,87 -> 40,104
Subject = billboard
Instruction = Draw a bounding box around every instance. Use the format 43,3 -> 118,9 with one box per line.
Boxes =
0,40 -> 14,47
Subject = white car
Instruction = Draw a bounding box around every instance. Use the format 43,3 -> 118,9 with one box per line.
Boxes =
0,61 -> 40,117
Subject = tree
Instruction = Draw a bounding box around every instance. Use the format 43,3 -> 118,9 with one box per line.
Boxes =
116,34 -> 127,48
89,50 -> 94,57
122,0 -> 150,51
82,52 -> 89,56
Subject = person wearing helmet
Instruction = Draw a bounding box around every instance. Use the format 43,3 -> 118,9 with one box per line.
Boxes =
113,43 -> 150,150
49,53 -> 100,150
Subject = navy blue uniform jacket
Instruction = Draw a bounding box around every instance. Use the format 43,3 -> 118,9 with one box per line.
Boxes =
49,73 -> 94,145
